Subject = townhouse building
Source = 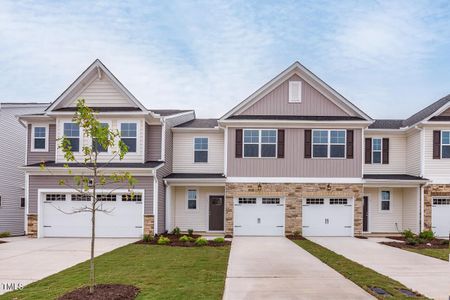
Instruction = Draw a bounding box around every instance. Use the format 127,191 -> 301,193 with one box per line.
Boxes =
16,60 -> 450,238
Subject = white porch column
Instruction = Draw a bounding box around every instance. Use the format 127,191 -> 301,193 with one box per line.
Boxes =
165,184 -> 173,231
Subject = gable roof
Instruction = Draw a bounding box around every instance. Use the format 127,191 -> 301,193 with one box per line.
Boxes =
220,61 -> 372,121
368,119 -> 405,129
45,59 -> 148,113
403,94 -> 450,127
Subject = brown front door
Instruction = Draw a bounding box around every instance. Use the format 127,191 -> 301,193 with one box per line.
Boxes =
209,195 -> 224,231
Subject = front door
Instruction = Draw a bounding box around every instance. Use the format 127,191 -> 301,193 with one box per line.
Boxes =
209,195 -> 224,231
363,196 -> 369,232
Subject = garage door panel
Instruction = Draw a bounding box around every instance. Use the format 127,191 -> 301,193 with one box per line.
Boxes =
432,198 -> 450,237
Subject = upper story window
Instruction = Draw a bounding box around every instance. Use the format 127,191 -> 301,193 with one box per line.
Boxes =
187,189 -> 197,209
92,123 -> 109,153
288,81 -> 302,103
380,190 -> 391,211
120,123 -> 137,153
372,138 -> 382,164
32,126 -> 47,151
194,137 -> 208,163
441,131 -> 450,158
64,123 -> 80,152
243,129 -> 277,158
312,129 -> 345,158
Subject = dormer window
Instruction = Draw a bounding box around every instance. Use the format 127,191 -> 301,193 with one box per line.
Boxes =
288,81 -> 302,103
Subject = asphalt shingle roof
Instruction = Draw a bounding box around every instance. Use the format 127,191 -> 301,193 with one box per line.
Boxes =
176,119 -> 218,128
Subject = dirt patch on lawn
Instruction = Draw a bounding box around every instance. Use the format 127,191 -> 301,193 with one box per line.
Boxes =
58,284 -> 139,300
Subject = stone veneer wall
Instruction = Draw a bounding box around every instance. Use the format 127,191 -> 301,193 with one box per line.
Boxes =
27,214 -> 38,237
423,184 -> 450,230
144,215 -> 155,236
225,183 -> 363,236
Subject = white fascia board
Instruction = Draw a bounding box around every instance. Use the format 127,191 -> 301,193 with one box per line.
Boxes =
363,180 -> 427,187
162,111 -> 195,120
365,128 -> 408,135
22,167 -> 157,176
219,120 -> 371,128
163,178 -> 226,185
171,127 -> 221,133
227,177 -> 364,184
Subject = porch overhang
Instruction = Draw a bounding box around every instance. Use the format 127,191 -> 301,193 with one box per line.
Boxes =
163,173 -> 226,186
363,174 -> 429,187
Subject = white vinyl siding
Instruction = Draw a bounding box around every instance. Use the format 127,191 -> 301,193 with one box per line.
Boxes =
173,132 -> 224,173
423,126 -> 450,181
365,134 -> 407,174
402,188 -> 420,233
406,130 -> 421,176
56,117 -> 145,163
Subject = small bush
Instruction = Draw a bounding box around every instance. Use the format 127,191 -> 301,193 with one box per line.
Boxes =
179,235 -> 190,242
418,230 -> 434,241
0,232 -> 11,238
195,237 -> 208,246
157,236 -> 171,245
402,229 -> 415,239
187,229 -> 194,236
406,237 -> 418,246
142,234 -> 153,243
213,237 -> 225,243
188,236 -> 195,242
171,227 -> 181,235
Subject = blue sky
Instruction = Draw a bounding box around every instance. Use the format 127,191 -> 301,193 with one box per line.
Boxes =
0,0 -> 449,118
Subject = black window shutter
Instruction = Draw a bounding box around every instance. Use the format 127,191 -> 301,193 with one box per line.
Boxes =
382,138 -> 389,164
346,130 -> 354,159
433,130 -> 441,159
235,129 -> 243,158
277,129 -> 285,158
304,129 -> 312,158
365,138 -> 372,164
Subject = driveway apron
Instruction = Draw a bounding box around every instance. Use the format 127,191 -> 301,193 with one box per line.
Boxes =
223,237 -> 374,300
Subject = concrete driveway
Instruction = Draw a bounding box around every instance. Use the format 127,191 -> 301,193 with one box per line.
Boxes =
223,237 -> 374,299
310,237 -> 450,300
0,237 -> 136,295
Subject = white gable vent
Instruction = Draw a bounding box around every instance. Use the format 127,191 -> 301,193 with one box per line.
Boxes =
289,81 -> 302,103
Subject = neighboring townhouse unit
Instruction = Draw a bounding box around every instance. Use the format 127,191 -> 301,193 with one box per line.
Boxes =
18,60 -> 194,238
0,102 -> 48,235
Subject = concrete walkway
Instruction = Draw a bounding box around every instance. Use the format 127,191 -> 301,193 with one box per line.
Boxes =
310,237 -> 450,300
0,237 -> 136,295
223,237 -> 374,299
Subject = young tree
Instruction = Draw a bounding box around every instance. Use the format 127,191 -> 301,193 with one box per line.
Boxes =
40,99 -> 137,293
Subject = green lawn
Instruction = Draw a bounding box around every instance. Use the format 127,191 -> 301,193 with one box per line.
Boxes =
1,244 -> 230,300
294,239 -> 430,300
404,247 -> 449,261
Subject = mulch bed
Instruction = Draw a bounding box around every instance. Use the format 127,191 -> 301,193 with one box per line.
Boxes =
381,237 -> 449,249
58,284 -> 139,300
135,234 -> 231,247
286,235 -> 306,240
0,241 -> 6,244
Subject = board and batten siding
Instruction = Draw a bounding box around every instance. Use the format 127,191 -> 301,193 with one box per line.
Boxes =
27,124 -> 56,165
406,130 -> 421,176
173,132 -> 224,173
145,124 -> 162,161
364,134 -> 406,174
239,74 -> 351,116
423,126 -> 450,181
227,127 -> 362,178
55,116 -> 146,163
28,175 -> 154,215
171,186 -> 225,231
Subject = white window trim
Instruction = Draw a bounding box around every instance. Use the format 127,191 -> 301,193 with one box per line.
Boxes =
193,137 -> 208,163
441,130 -> 450,159
31,124 -> 49,152
372,137 -> 383,164
242,129 -> 278,158
63,122 -> 82,153
288,80 -> 302,103
118,121 -> 140,154
186,188 -> 199,211
311,129 -> 346,159
91,120 -> 113,155
379,189 -> 392,213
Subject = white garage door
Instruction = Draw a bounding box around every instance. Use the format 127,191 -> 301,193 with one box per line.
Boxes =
234,197 -> 284,236
41,193 -> 143,238
302,198 -> 353,236
432,198 -> 450,237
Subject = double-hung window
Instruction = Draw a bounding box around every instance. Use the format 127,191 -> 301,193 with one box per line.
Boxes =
243,129 -> 277,158
194,137 -> 208,162
32,126 -> 47,151
120,123 -> 137,153
372,138 -> 382,163
187,189 -> 197,210
312,130 -> 346,158
92,123 -> 109,153
64,123 -> 80,152
441,131 -> 450,158
380,190 -> 391,211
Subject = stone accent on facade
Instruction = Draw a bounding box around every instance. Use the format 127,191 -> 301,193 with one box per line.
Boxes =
144,214 -> 155,236
423,184 -> 450,230
27,214 -> 38,238
225,183 -> 363,236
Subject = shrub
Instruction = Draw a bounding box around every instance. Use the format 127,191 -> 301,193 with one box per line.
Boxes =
179,235 -> 190,242
142,234 -> 153,243
195,237 -> 208,246
402,229 -> 415,239
418,230 -> 434,241
171,227 -> 181,235
157,236 -> 171,245
0,232 -> 11,238
187,229 -> 194,236
213,237 -> 225,243
406,237 -> 418,246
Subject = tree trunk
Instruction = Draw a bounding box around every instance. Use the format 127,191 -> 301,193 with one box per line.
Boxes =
90,196 -> 96,293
